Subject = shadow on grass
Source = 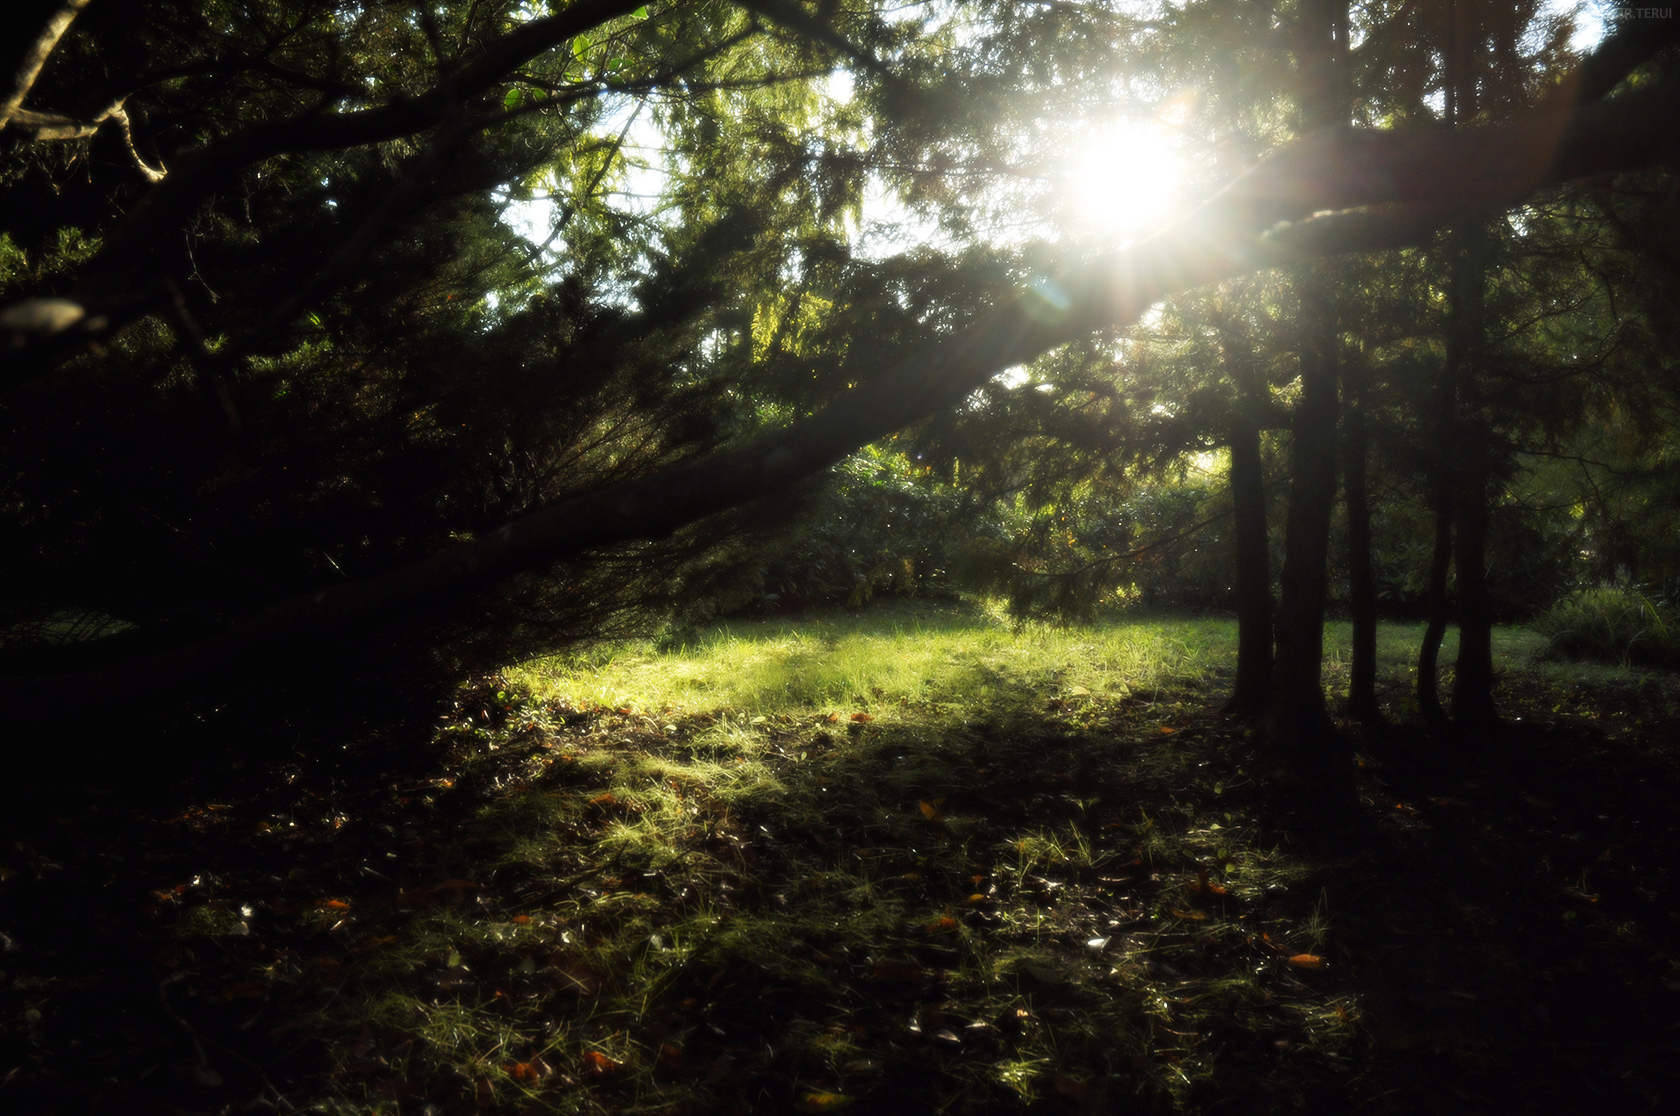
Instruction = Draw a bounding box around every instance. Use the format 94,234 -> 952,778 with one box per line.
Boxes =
3,611 -> 1680,1115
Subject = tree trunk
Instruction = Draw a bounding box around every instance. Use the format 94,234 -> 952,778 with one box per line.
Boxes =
1416,483 -> 1454,729
1224,413 -> 1273,716
1265,323 -> 1343,764
1263,0 -> 1349,774
1451,421 -> 1498,728
1342,366 -> 1380,722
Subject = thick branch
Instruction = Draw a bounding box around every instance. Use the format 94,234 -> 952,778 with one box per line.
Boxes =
75,0 -> 650,300
0,0 -> 92,132
9,101 -> 168,181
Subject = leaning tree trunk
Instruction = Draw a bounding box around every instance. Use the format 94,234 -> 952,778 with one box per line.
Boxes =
1342,361 -> 1380,723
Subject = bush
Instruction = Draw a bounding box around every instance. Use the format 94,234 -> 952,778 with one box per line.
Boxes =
1534,586 -> 1680,669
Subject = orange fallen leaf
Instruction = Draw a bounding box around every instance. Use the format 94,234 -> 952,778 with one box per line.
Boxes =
511,914 -> 531,925
1166,907 -> 1207,920
850,712 -> 873,722
1287,953 -> 1326,970
797,1092 -> 857,1112
318,898 -> 351,911
919,798 -> 946,821
659,1042 -> 685,1071
582,1050 -> 621,1077
1193,863 -> 1228,896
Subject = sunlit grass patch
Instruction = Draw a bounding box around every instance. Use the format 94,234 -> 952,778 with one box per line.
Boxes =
507,600 -> 1233,717
292,606 -> 1668,1113
288,609 -> 1398,1112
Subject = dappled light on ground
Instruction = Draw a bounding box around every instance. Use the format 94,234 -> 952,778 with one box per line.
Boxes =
4,606 -> 1680,1113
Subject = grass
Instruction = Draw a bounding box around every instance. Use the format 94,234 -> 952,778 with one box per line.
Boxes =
508,601 -> 1229,715
5,600 -> 1680,1114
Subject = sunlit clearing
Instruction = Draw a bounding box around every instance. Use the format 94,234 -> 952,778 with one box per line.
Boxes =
1059,117 -> 1188,241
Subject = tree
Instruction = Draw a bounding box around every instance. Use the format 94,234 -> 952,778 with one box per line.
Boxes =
2,1 -> 1677,775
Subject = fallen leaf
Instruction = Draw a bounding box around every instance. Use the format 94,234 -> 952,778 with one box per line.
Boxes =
850,712 -> 873,723
919,799 -> 945,821
659,1042 -> 685,1071
797,1092 -> 857,1112
581,1050 -> 621,1077
1287,953 -> 1326,970
1166,907 -> 1208,920
1193,863 -> 1228,896
1053,1074 -> 1092,1097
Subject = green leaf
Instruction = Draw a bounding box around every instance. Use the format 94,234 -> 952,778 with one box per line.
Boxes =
632,5 -> 649,17
572,34 -> 592,61
503,87 -> 524,111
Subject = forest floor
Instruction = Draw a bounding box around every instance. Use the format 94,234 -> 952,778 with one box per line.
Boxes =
4,602 -> 1680,1115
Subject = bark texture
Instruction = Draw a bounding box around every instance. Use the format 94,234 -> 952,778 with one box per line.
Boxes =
1342,364 -> 1379,723
1223,345 -> 1273,717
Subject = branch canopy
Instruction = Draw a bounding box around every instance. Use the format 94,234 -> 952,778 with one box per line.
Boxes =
3,60 -> 1675,719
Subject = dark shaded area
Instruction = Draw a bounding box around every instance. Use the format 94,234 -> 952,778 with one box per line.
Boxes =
4,655 -> 1677,1114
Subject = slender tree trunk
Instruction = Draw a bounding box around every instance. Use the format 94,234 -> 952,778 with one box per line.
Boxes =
1445,219 -> 1496,729
1265,322 -> 1343,762
1224,411 -> 1272,716
1416,481 -> 1454,729
1451,420 -> 1498,727
1342,365 -> 1379,722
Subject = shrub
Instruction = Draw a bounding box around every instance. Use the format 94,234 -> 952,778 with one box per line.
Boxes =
1534,586 -> 1680,669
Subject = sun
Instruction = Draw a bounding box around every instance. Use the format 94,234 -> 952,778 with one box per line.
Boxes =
1059,117 -> 1188,241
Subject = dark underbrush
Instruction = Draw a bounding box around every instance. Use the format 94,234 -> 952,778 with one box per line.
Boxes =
3,611 -> 1678,1114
